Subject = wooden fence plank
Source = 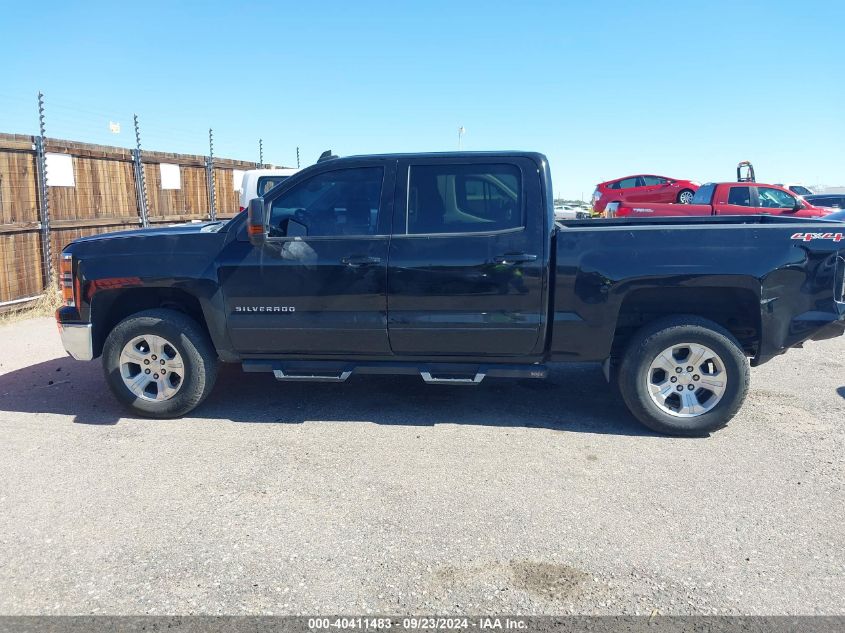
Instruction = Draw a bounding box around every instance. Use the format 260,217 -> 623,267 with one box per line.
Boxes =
0,133 -> 258,304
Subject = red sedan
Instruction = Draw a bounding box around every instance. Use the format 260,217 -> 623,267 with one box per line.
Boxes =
592,174 -> 699,213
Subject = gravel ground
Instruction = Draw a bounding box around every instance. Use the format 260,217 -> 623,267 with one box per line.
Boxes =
0,317 -> 842,615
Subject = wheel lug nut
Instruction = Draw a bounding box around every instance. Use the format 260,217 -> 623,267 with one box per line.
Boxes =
152,355 -> 157,360
144,369 -> 151,374
676,385 -> 684,392
688,385 -> 695,391
161,369 -> 166,375
675,367 -> 682,374
160,359 -> 165,364
693,374 -> 700,381
686,366 -> 693,372
154,374 -> 159,379
670,376 -> 677,383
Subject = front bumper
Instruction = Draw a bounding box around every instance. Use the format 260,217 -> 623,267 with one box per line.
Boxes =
58,323 -> 94,361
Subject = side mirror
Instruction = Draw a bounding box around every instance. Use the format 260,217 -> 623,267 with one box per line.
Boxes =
792,200 -> 804,212
247,197 -> 267,246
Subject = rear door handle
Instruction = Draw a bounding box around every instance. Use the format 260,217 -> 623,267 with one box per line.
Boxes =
492,252 -> 538,265
341,255 -> 382,267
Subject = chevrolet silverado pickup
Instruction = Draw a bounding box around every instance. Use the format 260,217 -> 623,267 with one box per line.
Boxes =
609,182 -> 831,218
55,152 -> 845,436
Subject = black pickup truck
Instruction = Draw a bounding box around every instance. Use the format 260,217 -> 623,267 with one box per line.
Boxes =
56,152 -> 845,435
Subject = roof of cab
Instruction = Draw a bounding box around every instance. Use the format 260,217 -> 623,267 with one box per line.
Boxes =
330,150 -> 548,162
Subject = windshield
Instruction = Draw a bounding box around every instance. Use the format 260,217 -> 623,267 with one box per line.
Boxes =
256,175 -> 292,197
790,185 -> 813,196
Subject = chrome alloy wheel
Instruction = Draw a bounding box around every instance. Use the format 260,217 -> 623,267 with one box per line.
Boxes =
646,343 -> 727,417
679,190 -> 694,204
119,335 -> 184,402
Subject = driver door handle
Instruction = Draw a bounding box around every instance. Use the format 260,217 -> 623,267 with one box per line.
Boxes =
342,255 -> 382,267
492,252 -> 538,265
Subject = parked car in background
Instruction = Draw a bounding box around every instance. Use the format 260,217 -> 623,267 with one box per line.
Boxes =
775,183 -> 815,197
608,182 -> 832,218
592,175 -> 699,212
239,168 -> 299,212
805,193 -> 845,210
554,204 -> 591,220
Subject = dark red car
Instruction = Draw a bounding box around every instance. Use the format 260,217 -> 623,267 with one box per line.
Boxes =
592,174 -> 700,213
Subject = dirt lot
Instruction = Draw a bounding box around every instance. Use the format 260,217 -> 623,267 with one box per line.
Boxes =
0,317 -> 843,615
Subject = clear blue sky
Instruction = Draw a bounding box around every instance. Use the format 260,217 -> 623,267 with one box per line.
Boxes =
2,0 -> 843,198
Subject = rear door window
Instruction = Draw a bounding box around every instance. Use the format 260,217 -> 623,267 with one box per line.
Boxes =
727,187 -> 753,206
617,177 -> 640,189
641,176 -> 668,186
406,163 -> 522,235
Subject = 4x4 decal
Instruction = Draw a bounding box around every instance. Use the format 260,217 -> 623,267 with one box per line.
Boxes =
791,232 -> 844,243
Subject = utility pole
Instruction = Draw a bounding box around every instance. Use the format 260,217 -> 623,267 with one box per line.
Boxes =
458,126 -> 465,150
296,146 -> 300,169
259,139 -> 263,167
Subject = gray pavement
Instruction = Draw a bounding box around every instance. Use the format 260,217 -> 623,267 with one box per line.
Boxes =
0,317 -> 843,615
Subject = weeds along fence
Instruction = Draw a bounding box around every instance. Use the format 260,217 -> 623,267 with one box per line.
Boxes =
0,131 -> 258,309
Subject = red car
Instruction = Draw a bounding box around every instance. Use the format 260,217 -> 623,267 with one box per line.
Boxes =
608,182 -> 832,218
592,174 -> 700,213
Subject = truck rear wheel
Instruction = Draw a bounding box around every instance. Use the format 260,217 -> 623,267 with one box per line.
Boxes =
617,316 -> 750,436
102,309 -> 218,418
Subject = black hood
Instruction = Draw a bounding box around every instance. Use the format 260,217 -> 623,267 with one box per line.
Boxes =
70,221 -> 223,245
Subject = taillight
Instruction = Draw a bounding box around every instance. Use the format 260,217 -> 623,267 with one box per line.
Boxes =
60,253 -> 75,307
239,206 -> 246,212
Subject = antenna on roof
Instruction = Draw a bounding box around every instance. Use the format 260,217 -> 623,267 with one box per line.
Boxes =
317,150 -> 338,163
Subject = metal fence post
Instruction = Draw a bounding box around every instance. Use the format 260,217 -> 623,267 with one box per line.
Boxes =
35,91 -> 53,289
132,114 -> 149,227
206,128 -> 217,221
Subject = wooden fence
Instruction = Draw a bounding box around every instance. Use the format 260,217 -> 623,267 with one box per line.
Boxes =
0,132 -> 259,307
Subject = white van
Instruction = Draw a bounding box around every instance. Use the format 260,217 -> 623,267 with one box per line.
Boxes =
238,168 -> 300,211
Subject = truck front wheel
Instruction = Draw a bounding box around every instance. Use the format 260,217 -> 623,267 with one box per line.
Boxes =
617,316 -> 750,436
102,309 -> 218,418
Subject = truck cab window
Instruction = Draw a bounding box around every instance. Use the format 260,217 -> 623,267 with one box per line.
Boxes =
407,164 -> 522,235
727,187 -> 753,207
268,167 -> 384,237
757,187 -> 796,209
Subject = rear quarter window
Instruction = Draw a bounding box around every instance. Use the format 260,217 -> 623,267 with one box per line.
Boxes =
691,183 -> 716,204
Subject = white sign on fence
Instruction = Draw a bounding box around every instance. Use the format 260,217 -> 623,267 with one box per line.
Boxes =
159,163 -> 181,190
45,153 -> 75,187
232,169 -> 245,192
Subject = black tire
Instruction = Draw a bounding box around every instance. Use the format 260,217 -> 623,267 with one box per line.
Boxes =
102,308 -> 218,418
617,316 -> 750,436
677,189 -> 695,204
